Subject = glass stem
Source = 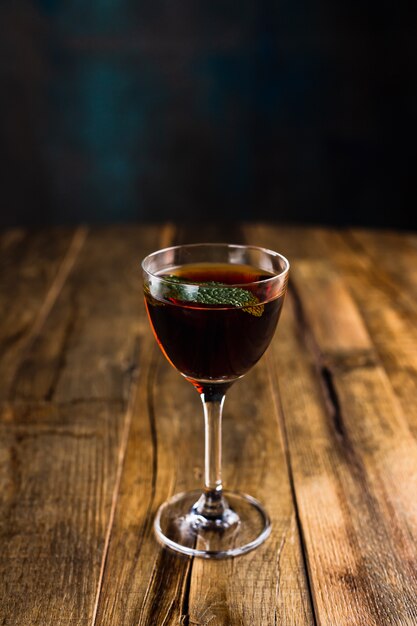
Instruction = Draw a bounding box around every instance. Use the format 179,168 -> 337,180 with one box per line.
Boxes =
195,387 -> 227,518
202,390 -> 225,493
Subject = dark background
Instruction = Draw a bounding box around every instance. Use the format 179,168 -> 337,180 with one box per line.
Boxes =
0,1 -> 416,229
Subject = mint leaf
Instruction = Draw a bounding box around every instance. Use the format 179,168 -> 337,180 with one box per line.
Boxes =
159,275 -> 264,317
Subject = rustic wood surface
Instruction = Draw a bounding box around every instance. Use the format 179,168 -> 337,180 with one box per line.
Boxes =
0,223 -> 416,625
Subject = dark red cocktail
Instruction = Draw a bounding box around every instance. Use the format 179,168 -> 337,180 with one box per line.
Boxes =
145,262 -> 285,385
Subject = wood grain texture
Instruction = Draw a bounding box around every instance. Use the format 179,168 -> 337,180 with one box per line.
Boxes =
0,225 -> 165,625
2,223 -> 417,625
245,224 -> 417,625
10,226 -> 161,403
0,227 -> 81,400
320,228 -> 417,438
261,224 -> 417,435
0,400 -> 124,625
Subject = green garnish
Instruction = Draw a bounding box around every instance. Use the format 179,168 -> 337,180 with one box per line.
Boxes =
159,275 -> 264,317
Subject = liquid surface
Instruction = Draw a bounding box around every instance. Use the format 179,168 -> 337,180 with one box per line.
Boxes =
144,262 -> 285,384
168,262 -> 272,286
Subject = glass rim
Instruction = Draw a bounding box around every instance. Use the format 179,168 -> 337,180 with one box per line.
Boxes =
141,242 -> 290,288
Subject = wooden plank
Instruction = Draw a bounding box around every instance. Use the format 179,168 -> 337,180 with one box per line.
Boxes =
94,225 -> 314,625
347,228 -> 417,298
290,259 -> 372,360
0,227 -> 81,400
246,224 -> 417,436
317,228 -> 417,439
0,400 -> 124,625
244,225 -> 417,624
0,225 -> 166,625
10,226 -> 164,402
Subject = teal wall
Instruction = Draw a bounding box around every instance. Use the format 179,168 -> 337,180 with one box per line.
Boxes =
0,1 -> 415,227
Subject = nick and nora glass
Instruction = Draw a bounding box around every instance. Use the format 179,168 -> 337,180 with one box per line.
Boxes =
142,244 -> 289,558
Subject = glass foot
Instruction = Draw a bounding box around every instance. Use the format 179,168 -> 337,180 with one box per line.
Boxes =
154,489 -> 271,558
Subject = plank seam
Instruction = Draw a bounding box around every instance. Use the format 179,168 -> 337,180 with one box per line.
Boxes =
90,357 -> 139,626
288,281 -> 352,448
45,301 -> 79,401
179,555 -> 193,625
266,354 -> 318,626
20,227 -> 87,348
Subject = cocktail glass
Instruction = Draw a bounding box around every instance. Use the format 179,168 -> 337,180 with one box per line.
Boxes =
142,243 -> 289,558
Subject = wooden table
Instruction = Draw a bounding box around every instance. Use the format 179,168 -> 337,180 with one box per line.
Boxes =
1,223 -> 417,625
